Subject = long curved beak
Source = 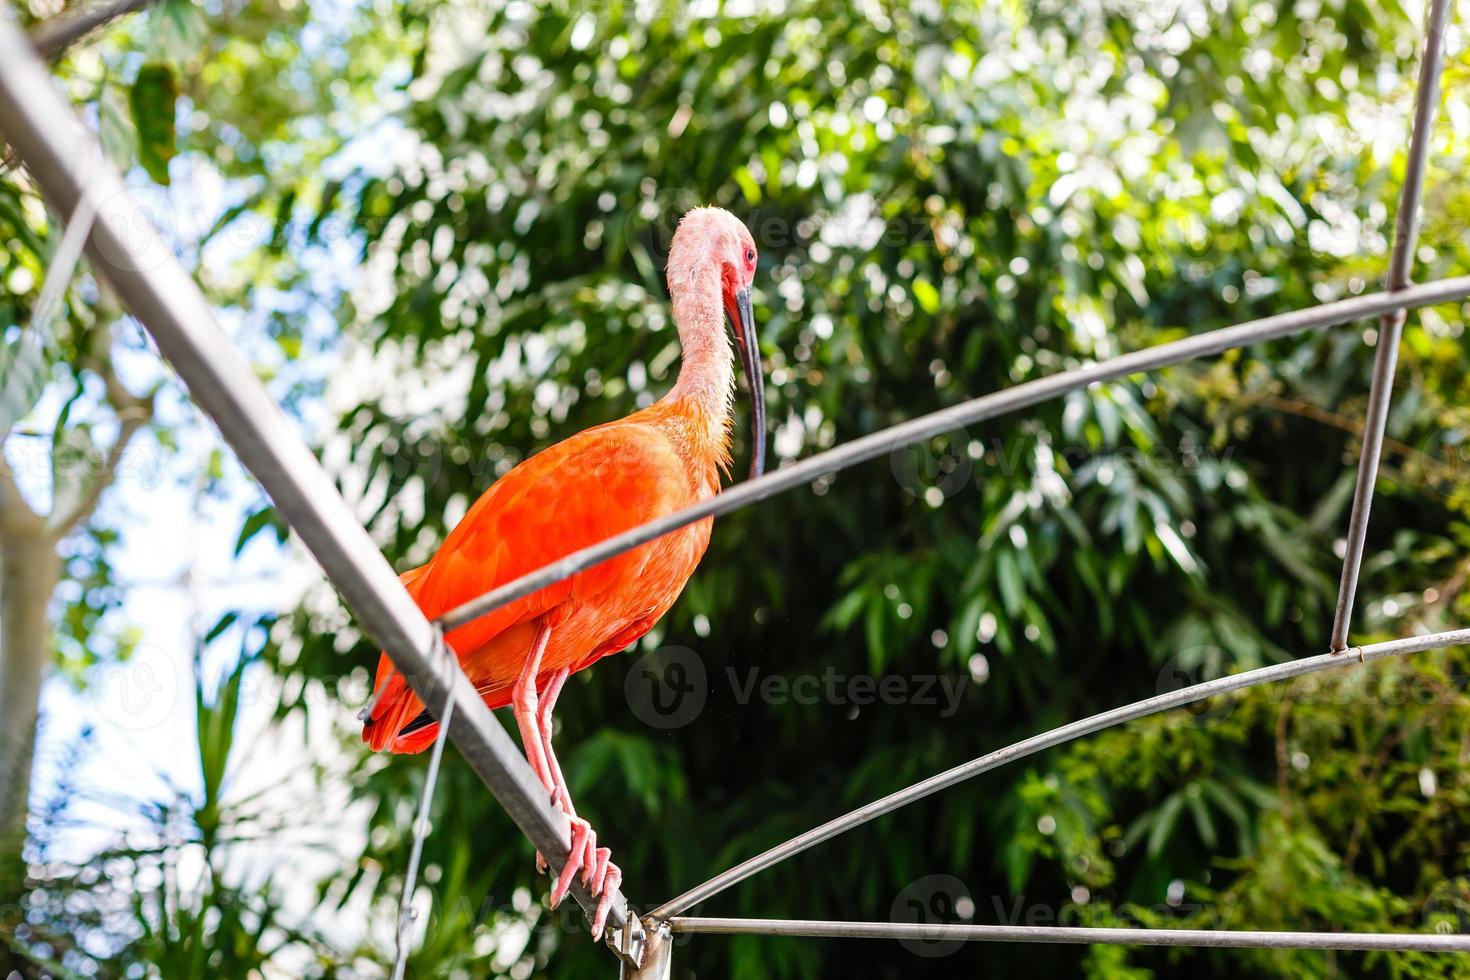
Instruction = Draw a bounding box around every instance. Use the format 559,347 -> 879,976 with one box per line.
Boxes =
729,286 -> 766,480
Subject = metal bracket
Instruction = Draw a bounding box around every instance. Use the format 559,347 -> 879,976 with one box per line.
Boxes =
616,917 -> 669,977
606,911 -> 650,970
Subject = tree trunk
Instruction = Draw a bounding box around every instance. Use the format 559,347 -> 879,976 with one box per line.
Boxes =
0,530 -> 59,901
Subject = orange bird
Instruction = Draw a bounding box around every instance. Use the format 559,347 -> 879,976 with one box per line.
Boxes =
361,207 -> 764,937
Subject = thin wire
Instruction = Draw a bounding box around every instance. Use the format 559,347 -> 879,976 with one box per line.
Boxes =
1328,0 -> 1453,651
435,276 -> 1470,635
668,918 -> 1470,952
357,674 -> 389,723
651,627 -> 1470,919
2,150 -> 98,430
30,150 -> 99,334
391,627 -> 457,980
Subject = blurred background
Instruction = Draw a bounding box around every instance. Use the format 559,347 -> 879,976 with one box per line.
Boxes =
3,0 -> 1470,976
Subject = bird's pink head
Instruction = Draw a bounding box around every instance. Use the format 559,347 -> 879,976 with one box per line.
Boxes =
667,207 -> 765,479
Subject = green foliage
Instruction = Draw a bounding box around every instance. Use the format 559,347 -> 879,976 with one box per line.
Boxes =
128,64 -> 179,185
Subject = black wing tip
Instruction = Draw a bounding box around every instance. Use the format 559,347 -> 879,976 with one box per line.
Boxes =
398,709 -> 434,737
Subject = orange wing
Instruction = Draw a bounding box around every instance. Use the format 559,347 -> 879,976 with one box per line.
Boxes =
363,418 -> 697,751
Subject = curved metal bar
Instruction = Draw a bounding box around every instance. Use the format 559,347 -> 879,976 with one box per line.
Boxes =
437,276 -> 1470,633
651,628 -> 1470,919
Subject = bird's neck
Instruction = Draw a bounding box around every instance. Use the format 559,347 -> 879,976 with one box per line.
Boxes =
663,259 -> 734,464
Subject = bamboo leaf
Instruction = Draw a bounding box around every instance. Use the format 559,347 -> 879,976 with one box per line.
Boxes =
130,64 -> 179,185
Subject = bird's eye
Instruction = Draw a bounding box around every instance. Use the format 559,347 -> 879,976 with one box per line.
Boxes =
745,248 -> 755,263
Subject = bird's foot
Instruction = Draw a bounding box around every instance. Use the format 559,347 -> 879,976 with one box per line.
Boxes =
543,816 -> 620,941
546,784 -> 599,870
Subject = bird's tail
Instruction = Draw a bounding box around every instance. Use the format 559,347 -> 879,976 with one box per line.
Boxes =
360,566 -> 530,754
361,653 -> 442,754
360,564 -> 440,755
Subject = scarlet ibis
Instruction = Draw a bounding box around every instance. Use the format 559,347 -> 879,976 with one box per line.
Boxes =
361,207 -> 765,937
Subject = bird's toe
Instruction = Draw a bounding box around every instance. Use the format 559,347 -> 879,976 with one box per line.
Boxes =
587,845 -> 612,896
549,818 -> 591,908
589,861 -> 621,942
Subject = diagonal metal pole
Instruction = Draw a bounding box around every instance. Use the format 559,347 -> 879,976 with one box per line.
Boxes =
669,918 -> 1470,952
1328,0 -> 1453,652
652,628 -> 1470,919
0,20 -> 646,967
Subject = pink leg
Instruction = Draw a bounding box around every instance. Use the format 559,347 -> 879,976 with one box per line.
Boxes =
538,668 -> 577,818
536,665 -> 620,938
512,623 -> 588,898
511,620 -> 556,793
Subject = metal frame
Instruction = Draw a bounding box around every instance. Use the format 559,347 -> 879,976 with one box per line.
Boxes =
1,0 -> 1465,971
434,273 -> 1470,634
652,628 -> 1470,918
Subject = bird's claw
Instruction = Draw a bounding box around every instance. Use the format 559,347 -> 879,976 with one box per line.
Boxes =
586,846 -> 612,897
581,823 -> 599,880
539,776 -> 616,939
589,860 -> 621,942
548,816 -> 592,909
542,819 -> 619,943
